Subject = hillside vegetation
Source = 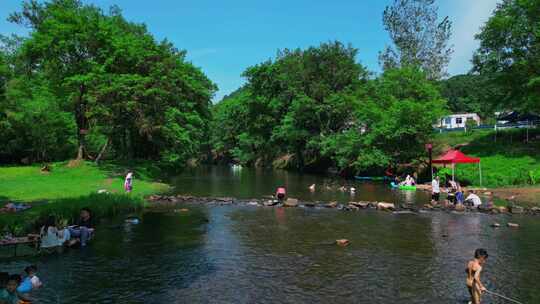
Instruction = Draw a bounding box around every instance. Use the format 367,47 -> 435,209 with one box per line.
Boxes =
433,128 -> 540,188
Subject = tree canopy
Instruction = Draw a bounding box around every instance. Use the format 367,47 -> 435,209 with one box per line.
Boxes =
473,0 -> 540,112
211,42 -> 446,175
1,0 -> 216,165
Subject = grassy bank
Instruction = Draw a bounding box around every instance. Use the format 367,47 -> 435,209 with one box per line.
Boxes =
0,161 -> 168,202
0,161 -> 169,235
433,128 -> 540,188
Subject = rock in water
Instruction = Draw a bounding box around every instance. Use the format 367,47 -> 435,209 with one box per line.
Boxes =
325,202 -> 338,208
377,202 -> 395,211
510,206 -> 524,214
264,200 -> 279,207
454,204 -> 466,212
284,198 -> 299,207
491,223 -> 500,228
336,239 -> 350,247
507,223 -> 520,228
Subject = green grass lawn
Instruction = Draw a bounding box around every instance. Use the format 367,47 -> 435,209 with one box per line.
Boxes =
433,128 -> 540,188
0,161 -> 169,235
0,161 -> 168,202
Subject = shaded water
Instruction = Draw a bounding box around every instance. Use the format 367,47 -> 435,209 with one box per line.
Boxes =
2,167 -> 540,303
171,166 -> 431,204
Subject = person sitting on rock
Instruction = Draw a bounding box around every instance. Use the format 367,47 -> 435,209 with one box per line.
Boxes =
275,187 -> 286,201
68,208 -> 95,247
40,216 -> 71,249
465,190 -> 482,208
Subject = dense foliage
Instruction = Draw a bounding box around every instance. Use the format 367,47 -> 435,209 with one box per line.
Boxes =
0,0 -> 216,166
212,42 -> 446,175
438,74 -> 503,119
473,0 -> 540,112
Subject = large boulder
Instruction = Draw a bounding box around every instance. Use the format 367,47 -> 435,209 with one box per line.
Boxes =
377,202 -> 395,211
284,198 -> 299,207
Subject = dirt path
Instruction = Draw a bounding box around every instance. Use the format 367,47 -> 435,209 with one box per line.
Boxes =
491,187 -> 540,205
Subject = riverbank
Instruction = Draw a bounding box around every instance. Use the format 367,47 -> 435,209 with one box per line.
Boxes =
0,161 -> 169,234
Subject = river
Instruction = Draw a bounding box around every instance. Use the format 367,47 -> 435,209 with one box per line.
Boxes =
2,166 -> 539,303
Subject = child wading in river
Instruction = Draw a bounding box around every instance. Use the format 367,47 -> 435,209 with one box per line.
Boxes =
466,248 -> 488,304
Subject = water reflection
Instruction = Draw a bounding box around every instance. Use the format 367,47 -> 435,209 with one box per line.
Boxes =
1,185 -> 539,303
172,166 -> 430,204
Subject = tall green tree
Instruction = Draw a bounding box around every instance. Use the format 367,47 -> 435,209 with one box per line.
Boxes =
380,0 -> 453,80
234,41 -> 369,169
6,0 -> 216,165
473,0 -> 540,112
321,67 -> 447,173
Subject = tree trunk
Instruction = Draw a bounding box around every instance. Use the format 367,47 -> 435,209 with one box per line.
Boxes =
75,84 -> 88,160
95,138 -> 110,165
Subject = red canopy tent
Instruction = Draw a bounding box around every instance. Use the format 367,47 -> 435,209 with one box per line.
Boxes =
432,149 -> 482,185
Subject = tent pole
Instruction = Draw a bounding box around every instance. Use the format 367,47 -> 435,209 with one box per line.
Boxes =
479,162 -> 482,187
452,164 -> 455,182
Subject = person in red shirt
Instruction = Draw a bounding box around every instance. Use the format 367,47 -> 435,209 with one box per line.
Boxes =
275,187 -> 286,201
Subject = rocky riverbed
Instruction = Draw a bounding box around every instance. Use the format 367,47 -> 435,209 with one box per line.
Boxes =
147,194 -> 540,216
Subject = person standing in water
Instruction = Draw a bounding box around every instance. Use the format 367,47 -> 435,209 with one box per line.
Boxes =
431,176 -> 441,204
275,186 -> 286,201
124,171 -> 133,193
466,248 -> 488,304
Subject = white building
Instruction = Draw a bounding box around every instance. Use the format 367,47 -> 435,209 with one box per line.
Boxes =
438,113 -> 481,129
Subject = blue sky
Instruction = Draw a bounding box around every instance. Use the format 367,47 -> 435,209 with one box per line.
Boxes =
0,0 -> 500,101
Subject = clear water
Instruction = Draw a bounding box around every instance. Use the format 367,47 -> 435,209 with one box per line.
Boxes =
2,167 -> 539,304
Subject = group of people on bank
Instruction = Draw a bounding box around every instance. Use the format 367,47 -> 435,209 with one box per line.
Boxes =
40,207 -> 95,249
431,176 -> 486,208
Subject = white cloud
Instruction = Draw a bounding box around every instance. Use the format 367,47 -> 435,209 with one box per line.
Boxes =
443,0 -> 500,75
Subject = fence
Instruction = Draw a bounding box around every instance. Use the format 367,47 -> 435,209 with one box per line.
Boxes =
434,120 -> 540,133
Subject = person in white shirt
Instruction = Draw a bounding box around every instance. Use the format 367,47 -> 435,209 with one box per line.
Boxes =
40,216 -> 70,249
465,190 -> 482,208
124,171 -> 133,193
431,176 -> 441,203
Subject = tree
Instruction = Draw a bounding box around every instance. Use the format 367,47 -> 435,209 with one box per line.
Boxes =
439,74 -> 503,118
5,0 -> 216,166
473,0 -> 540,112
380,0 -> 453,80
323,67 -> 447,173
220,41 -> 369,170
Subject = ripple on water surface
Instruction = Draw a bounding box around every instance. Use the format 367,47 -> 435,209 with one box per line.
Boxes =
2,205 -> 540,304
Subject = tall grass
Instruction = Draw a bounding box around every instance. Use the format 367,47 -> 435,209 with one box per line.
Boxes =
0,193 -> 145,235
